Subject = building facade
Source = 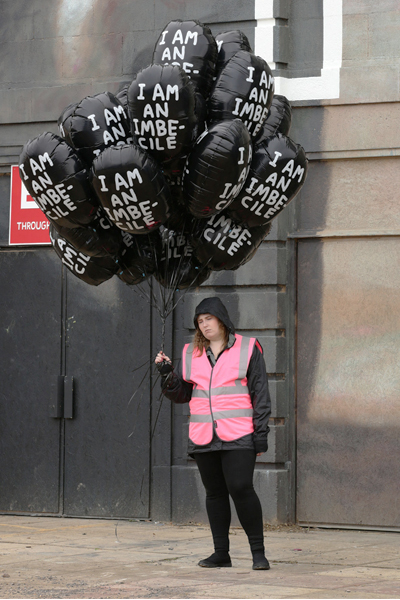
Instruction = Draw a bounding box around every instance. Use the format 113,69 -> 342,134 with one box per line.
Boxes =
0,0 -> 399,530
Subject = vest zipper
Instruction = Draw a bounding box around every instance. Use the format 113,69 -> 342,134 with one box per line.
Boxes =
209,365 -> 217,429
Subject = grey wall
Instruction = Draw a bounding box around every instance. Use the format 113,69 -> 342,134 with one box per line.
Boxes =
290,0 -> 400,529
2,0 -> 399,528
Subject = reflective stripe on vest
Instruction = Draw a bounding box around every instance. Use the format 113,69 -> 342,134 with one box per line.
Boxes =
182,334 -> 256,445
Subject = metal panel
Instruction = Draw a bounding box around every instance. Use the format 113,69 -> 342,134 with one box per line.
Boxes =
62,273 -> 152,518
0,249 -> 62,513
297,238 -> 400,528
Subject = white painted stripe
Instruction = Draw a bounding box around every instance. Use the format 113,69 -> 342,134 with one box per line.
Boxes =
254,0 -> 275,68
254,0 -> 343,101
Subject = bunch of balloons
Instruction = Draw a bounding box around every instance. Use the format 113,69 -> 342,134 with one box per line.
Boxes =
19,20 -> 307,292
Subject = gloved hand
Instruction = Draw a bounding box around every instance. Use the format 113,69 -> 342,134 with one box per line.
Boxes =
155,351 -> 174,375
156,360 -> 173,375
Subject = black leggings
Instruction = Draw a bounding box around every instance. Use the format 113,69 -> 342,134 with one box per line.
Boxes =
194,450 -> 264,556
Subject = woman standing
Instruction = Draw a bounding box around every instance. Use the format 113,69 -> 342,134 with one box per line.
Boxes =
155,297 -> 271,570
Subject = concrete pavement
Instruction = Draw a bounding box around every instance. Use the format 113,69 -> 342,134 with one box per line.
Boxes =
0,516 -> 399,599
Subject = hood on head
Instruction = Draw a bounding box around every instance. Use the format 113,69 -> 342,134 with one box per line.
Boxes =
194,297 -> 235,333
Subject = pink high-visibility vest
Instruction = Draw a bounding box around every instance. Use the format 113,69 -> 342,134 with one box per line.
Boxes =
182,334 -> 256,445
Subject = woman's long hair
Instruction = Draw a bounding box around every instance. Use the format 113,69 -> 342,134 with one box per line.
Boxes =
193,318 -> 230,356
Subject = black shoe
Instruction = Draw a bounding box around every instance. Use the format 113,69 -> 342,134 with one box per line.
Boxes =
252,556 -> 270,570
198,553 -> 232,568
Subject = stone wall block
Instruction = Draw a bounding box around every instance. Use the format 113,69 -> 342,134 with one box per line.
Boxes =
154,0 -> 253,29
268,380 -> 288,418
370,10 -> 400,58
205,246 -> 287,287
182,290 -> 286,330
90,1 -> 155,36
261,424 -> 287,463
296,157 -> 400,233
258,335 -> 286,374
172,465 -> 290,525
343,1 -> 400,15
291,103 -> 400,155
342,14 -> 369,62
122,31 -> 156,78
1,39 -> 63,84
62,34 -> 123,80
273,0 -> 290,20
33,0 -> 94,39
254,468 -> 290,523
273,22 -> 289,65
340,65 -> 400,103
32,84 -> 95,123
1,1 -> 34,42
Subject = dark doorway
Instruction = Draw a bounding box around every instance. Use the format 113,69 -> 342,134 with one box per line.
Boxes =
0,249 -> 152,518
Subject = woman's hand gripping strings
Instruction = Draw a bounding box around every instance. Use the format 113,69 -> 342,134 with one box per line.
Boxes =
155,351 -> 174,376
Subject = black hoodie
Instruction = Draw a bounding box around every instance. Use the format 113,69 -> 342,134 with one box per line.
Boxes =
161,296 -> 271,454
193,297 -> 236,334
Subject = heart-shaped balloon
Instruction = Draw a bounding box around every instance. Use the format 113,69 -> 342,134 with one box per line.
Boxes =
116,231 -> 158,285
214,30 -> 252,76
128,64 -> 200,165
228,133 -> 308,228
192,212 -> 270,271
50,225 -> 118,286
153,20 -> 218,97
59,92 -> 133,165
183,119 -> 252,219
254,95 -> 292,145
208,50 -> 274,138
19,132 -> 99,228
51,209 -> 123,258
91,143 -> 171,234
153,226 -> 210,289
116,85 -> 130,119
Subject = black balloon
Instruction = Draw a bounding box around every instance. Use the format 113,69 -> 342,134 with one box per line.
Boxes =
183,119 -> 252,218
162,170 -> 193,230
18,22 -> 308,292
215,30 -> 252,75
192,212 -> 271,271
208,50 -> 274,138
116,85 -> 130,119
194,92 -> 207,138
116,231 -> 157,285
19,132 -> 98,228
152,20 -> 218,97
254,95 -> 292,145
50,225 -> 117,286
52,209 -> 123,258
164,197 -> 190,231
59,92 -> 133,165
153,226 -> 210,289
228,133 -> 308,228
91,143 -> 170,234
128,64 -> 199,165
57,101 -> 79,130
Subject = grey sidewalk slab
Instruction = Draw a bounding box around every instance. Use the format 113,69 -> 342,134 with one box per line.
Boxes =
0,516 -> 399,599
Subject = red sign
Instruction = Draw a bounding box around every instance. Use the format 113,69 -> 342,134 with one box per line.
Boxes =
9,165 -> 51,245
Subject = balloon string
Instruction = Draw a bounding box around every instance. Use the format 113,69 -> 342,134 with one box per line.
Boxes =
168,256 -> 212,315
127,361 -> 152,407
